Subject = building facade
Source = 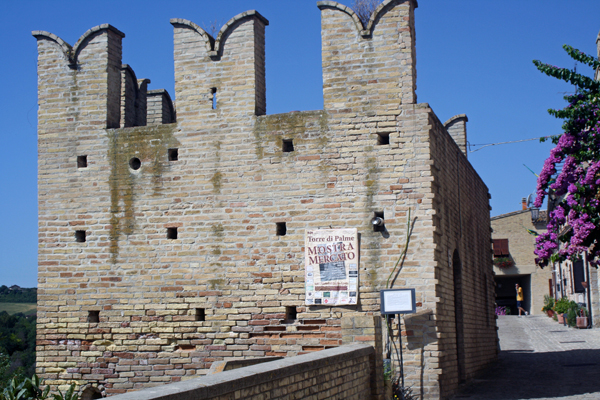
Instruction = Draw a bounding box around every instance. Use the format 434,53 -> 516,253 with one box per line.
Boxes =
491,204 -> 551,315
34,1 -> 497,398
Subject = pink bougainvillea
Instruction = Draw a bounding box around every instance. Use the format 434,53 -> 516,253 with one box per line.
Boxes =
532,45 -> 600,267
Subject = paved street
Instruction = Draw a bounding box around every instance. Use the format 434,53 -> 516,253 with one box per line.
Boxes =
450,315 -> 600,399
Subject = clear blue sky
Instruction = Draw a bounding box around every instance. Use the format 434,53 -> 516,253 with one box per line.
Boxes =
1,1 -> 599,287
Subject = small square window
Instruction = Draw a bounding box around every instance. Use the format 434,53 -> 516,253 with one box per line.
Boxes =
282,139 -> 294,152
88,310 -> 99,323
377,133 -> 390,145
75,230 -> 86,242
167,227 -> 178,239
286,306 -> 297,321
77,155 -> 87,168
195,308 -> 205,322
168,148 -> 178,161
276,222 -> 287,236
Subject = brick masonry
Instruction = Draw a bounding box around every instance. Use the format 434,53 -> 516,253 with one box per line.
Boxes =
33,1 -> 497,399
102,344 -> 376,400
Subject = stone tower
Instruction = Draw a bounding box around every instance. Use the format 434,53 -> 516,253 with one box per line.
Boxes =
34,1 -> 497,398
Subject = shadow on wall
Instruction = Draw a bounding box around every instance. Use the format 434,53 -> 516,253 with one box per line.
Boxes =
403,309 -> 436,400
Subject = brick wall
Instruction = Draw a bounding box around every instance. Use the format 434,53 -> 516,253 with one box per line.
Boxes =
426,106 -> 497,398
34,1 -> 496,398
101,345 -> 377,400
120,65 -> 148,128
146,90 -> 175,125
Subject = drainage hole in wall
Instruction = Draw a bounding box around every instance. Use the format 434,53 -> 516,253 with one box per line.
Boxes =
168,148 -> 178,161
195,308 -> 205,322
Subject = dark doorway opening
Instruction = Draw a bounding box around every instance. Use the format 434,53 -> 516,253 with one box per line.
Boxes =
495,275 -> 531,315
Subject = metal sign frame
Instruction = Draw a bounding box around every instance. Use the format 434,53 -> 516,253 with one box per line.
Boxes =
380,288 -> 416,314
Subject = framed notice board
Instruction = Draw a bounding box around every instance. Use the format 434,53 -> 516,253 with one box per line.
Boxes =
380,289 -> 416,314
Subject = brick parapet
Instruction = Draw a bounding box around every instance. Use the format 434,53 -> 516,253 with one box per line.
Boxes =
101,344 -> 375,400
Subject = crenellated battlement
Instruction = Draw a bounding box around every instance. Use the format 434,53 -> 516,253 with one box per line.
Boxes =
171,11 -> 268,121
120,64 -> 150,127
170,10 -> 268,60
319,0 -> 418,112
33,24 -> 174,131
33,0 -> 419,131
33,24 -> 124,69
317,0 -> 417,38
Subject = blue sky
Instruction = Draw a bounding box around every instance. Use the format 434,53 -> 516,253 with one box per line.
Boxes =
1,1 -> 600,287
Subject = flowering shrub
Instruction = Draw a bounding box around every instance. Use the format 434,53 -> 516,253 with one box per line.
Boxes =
532,45 -> 600,267
493,257 -> 514,268
541,294 -> 555,312
495,306 -> 510,315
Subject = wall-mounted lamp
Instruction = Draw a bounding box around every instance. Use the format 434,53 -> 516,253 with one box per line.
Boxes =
371,217 -> 384,227
372,211 -> 385,233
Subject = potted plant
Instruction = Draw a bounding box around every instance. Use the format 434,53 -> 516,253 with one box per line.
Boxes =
576,307 -> 589,329
553,297 -> 571,325
542,295 -> 555,317
566,300 -> 579,327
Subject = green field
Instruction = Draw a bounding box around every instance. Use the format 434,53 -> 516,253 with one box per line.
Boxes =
0,302 -> 36,315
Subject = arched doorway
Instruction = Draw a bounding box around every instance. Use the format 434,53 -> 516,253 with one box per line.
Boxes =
453,249 -> 466,383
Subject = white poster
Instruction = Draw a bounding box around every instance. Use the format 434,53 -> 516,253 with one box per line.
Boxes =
304,228 -> 359,306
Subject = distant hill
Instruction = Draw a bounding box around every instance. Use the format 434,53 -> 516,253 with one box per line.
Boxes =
0,303 -> 36,315
0,286 -> 36,303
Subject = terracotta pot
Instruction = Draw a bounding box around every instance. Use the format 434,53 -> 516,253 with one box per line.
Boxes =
577,316 -> 588,329
557,313 -> 566,324
546,310 -> 554,318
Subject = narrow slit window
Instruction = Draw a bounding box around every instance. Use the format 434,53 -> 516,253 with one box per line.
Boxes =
286,306 -> 297,321
77,155 -> 87,168
211,87 -> 217,110
377,133 -> 390,145
276,222 -> 287,236
88,310 -> 99,323
373,211 -> 385,232
168,148 -> 179,161
167,227 -> 178,240
195,308 -> 205,322
75,230 -> 86,242
282,139 -> 294,153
